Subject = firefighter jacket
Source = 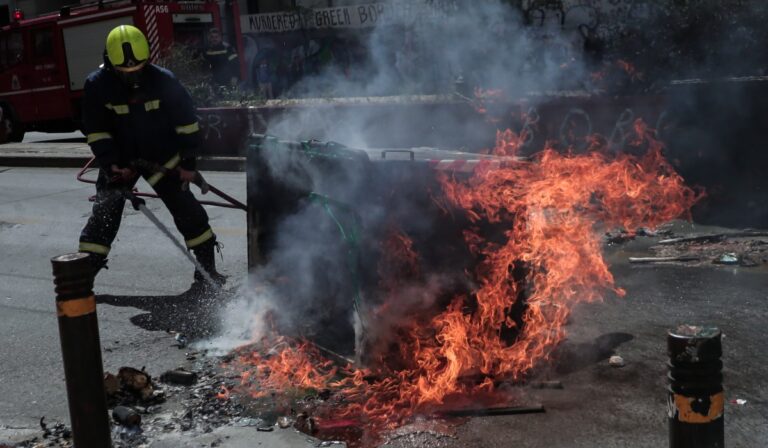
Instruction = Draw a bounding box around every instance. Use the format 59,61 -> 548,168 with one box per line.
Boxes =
204,42 -> 239,86
83,64 -> 201,173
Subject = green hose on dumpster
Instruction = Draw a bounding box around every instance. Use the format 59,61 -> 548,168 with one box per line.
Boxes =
307,192 -> 368,333
257,136 -> 370,332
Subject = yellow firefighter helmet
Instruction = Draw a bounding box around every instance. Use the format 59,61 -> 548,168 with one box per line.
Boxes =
106,25 -> 150,72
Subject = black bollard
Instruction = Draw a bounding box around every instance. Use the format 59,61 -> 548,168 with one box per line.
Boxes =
51,253 -> 112,448
668,325 -> 724,448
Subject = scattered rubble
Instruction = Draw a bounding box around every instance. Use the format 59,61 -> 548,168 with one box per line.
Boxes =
116,367 -> 156,402
12,347 -> 563,447
439,404 -> 544,417
657,231 -> 768,245
277,416 -> 294,428
629,229 -> 768,268
104,367 -> 164,407
160,369 -> 198,386
112,406 -> 141,427
604,227 -> 672,245
174,333 -> 188,349
714,253 -> 740,265
629,256 -> 699,264
383,419 -> 458,446
609,355 -> 626,367
10,418 -> 73,448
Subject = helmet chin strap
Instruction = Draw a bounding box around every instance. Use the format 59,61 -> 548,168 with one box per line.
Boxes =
115,67 -> 145,89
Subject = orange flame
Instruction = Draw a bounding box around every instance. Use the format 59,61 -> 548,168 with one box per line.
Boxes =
472,88 -> 506,124
220,120 -> 700,442
616,59 -> 643,81
230,337 -> 341,399
216,385 -> 230,400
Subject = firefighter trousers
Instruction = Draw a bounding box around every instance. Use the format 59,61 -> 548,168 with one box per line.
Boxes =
79,170 -> 215,258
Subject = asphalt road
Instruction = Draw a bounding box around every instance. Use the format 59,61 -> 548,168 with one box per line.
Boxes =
1,165 -> 766,447
0,166 -> 248,440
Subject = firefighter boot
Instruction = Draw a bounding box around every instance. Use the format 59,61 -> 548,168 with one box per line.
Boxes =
186,239 -> 227,300
85,252 -> 108,280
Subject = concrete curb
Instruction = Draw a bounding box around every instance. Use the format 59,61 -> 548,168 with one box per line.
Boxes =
0,156 -> 89,168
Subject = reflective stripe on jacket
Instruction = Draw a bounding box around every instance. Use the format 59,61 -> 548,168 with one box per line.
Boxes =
204,43 -> 239,86
82,64 -> 201,171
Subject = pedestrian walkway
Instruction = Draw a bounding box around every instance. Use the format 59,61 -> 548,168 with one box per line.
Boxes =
0,142 -> 245,171
0,142 -> 91,167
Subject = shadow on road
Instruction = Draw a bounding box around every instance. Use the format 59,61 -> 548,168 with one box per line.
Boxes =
96,294 -> 221,338
553,332 -> 634,374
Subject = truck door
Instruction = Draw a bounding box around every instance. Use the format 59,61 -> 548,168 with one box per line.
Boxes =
0,29 -> 35,127
30,25 -> 69,122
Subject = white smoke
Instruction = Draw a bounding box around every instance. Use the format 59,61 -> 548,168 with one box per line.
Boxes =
196,281 -> 276,355
207,0 -> 590,355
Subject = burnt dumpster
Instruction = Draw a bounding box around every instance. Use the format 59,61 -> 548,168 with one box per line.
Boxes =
245,135 -> 524,354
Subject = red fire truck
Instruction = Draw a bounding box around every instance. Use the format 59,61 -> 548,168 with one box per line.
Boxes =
0,0 -> 243,143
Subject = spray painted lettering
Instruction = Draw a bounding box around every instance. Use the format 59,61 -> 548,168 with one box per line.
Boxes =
608,108 -> 635,151
559,108 -> 592,151
198,112 -> 222,141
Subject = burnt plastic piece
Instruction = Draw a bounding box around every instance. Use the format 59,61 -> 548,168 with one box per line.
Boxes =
112,406 -> 141,427
160,369 -> 198,386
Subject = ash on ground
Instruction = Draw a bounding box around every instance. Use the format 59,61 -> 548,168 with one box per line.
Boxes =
11,354 -> 248,448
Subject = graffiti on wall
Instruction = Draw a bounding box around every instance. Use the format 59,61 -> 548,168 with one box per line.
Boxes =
521,0 -> 762,73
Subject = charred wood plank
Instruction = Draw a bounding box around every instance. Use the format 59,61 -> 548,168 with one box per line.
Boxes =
629,256 -> 700,264
439,404 -> 545,417
658,231 -> 768,245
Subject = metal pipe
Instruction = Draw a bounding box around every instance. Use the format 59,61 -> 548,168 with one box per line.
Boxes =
51,253 -> 112,448
668,325 -> 724,448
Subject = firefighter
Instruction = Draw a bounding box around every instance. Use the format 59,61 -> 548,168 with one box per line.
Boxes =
203,27 -> 239,87
78,24 -> 226,295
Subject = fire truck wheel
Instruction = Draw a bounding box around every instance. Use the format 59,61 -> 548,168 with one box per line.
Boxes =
0,103 -> 23,143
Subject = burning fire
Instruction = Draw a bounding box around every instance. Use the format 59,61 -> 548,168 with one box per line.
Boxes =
591,59 -> 645,86
220,119 -> 699,443
472,88 -> 506,124
616,59 -> 644,82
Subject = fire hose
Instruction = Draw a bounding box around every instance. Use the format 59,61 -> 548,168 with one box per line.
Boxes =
76,157 -> 243,290
76,157 -> 246,211
76,157 -> 367,328
122,189 -> 220,288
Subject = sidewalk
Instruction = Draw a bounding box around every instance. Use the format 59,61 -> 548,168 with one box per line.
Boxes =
0,142 -> 91,168
0,141 -> 245,172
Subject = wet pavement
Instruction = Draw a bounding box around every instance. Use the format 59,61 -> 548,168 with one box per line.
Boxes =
0,167 -> 249,443
1,167 -> 766,447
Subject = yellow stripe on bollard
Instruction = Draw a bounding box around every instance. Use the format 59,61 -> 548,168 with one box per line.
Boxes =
56,296 -> 96,318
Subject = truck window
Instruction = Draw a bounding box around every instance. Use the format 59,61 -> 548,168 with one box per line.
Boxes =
0,35 -> 5,68
0,31 -> 24,69
33,28 -> 53,58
